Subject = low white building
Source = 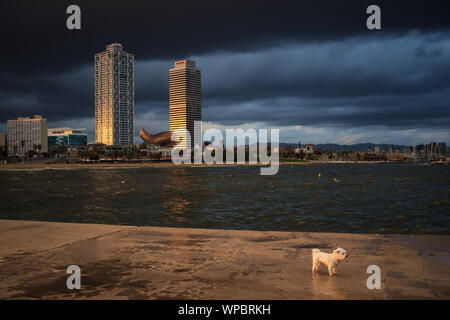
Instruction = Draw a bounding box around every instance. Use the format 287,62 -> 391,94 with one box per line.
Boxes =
295,144 -> 314,154
7,115 -> 48,156
158,147 -> 172,158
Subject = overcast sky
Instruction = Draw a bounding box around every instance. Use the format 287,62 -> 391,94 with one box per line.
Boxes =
0,1 -> 449,145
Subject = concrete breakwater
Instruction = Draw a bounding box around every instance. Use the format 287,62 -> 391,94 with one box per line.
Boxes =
0,220 -> 449,299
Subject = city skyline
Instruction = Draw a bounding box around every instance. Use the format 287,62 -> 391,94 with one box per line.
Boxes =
3,47 -> 447,149
1,46 -> 448,146
0,1 -> 449,145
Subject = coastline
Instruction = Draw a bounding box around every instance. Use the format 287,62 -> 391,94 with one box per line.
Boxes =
0,160 -> 415,170
0,219 -> 449,299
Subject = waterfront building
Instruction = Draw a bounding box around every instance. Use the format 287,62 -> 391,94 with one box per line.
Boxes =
149,146 -> 172,159
423,142 -> 444,156
169,59 -> 202,148
415,142 -> 448,157
95,43 -> 134,146
437,142 -> 447,155
48,128 -> 88,148
304,144 -> 314,153
416,144 -> 425,156
87,142 -> 107,152
295,143 -> 313,154
7,115 -> 48,156
429,142 -> 447,156
0,133 -> 6,148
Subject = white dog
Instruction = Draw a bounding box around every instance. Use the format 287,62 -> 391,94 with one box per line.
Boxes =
312,248 -> 348,276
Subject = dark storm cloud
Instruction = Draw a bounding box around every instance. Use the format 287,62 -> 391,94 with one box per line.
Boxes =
201,90 -> 450,128
0,0 -> 449,143
1,0 -> 449,74
135,33 -> 450,130
0,67 -> 94,121
201,34 -> 450,100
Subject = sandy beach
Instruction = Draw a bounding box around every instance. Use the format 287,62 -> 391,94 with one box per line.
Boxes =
0,161 -> 307,170
0,159 -> 407,170
0,219 -> 449,299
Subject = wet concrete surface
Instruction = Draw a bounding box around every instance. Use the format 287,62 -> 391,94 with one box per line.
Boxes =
0,220 -> 449,299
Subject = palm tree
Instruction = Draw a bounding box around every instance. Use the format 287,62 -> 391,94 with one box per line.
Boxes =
20,140 -> 25,160
37,144 -> 42,154
299,150 -> 305,160
138,142 -> 148,150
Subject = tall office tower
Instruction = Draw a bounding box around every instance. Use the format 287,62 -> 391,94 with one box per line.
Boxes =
7,115 -> 48,156
95,43 -> 134,146
169,60 -> 201,148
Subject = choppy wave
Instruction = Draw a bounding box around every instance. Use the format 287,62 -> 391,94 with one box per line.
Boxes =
0,164 -> 449,234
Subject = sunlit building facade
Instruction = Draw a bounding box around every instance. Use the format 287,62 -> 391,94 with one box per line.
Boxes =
169,60 -> 201,148
95,43 -> 134,146
7,115 -> 48,156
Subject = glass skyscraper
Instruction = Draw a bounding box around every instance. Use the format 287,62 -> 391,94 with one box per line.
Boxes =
169,60 -> 202,148
95,43 -> 134,146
